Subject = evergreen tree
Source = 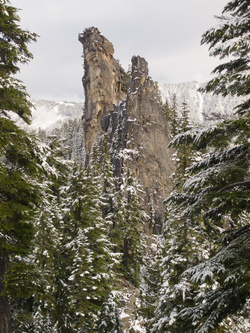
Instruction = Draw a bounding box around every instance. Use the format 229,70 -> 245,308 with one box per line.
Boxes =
140,237 -> 164,332
110,101 -> 126,169
173,100 -> 196,189
150,100 -> 209,333
119,168 -> 144,287
178,220 -> 250,333
60,163 -> 119,332
96,294 -> 123,333
199,0 -> 250,116
30,136 -> 71,333
0,1 -> 38,331
4,134 -> 73,333
0,0 -> 37,123
162,1 -> 250,331
163,94 -> 178,137
90,134 -> 124,256
91,134 -> 117,222
52,118 -> 85,164
151,209 -> 210,333
168,0 -> 250,234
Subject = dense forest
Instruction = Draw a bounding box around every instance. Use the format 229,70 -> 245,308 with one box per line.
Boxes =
0,0 -> 249,332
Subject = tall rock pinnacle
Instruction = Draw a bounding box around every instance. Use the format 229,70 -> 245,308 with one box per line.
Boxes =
79,27 -> 174,228
79,27 -> 129,165
124,56 -> 174,228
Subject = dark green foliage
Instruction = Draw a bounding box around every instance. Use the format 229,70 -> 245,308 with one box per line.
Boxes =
0,0 -> 38,123
163,94 -> 178,136
110,104 -> 126,161
0,2 -> 40,331
0,122 -> 41,258
140,241 -> 163,332
97,295 -> 123,333
5,128 -> 145,331
171,100 -> 197,189
150,102 -> 209,332
0,7 -> 40,332
91,135 -> 144,287
0,0 -> 39,259
3,262 -> 39,299
29,138 -> 71,333
58,161 -> 120,332
168,113 -> 250,233
91,135 -> 123,253
157,1 -> 250,332
119,168 -> 143,287
91,134 -> 117,221
199,0 -> 250,116
178,224 -> 250,333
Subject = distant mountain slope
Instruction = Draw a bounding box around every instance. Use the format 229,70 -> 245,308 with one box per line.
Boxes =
158,81 -> 243,124
30,100 -> 83,131
23,82 -> 243,131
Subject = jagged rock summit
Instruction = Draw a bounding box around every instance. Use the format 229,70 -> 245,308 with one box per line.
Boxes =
79,27 -> 130,165
79,26 -> 174,229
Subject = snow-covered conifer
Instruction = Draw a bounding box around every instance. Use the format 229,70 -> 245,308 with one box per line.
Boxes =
29,136 -> 71,332
59,162 -> 120,331
119,168 -> 144,287
0,0 -> 39,329
200,0 -> 250,116
159,1 -> 250,331
96,294 -> 123,333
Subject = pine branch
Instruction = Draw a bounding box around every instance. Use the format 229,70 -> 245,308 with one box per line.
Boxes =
219,179 -> 250,192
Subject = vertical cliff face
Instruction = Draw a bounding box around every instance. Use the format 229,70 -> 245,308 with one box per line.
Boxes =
124,56 -> 174,228
79,26 -> 174,227
79,27 -> 129,165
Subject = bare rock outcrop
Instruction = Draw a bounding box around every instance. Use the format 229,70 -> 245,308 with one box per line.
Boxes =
124,56 -> 174,229
79,27 -> 129,165
79,26 -> 174,228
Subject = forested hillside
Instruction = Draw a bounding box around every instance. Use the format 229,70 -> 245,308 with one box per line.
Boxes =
0,1 -> 249,333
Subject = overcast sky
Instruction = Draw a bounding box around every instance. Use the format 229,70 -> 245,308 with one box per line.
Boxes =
12,0 -> 228,102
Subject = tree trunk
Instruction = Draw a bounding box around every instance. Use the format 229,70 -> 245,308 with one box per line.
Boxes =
0,257 -> 12,333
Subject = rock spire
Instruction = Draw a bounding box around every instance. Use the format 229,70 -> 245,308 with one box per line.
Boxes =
79,27 -> 129,165
79,26 -> 174,229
